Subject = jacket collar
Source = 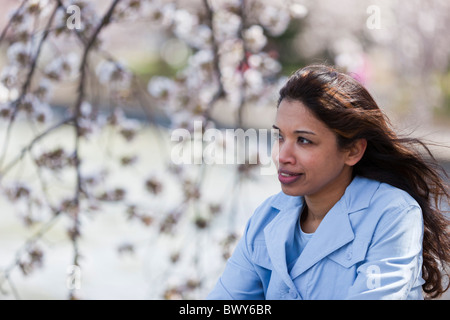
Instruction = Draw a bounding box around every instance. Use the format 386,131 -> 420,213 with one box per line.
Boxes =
264,176 -> 380,285
270,176 -> 379,214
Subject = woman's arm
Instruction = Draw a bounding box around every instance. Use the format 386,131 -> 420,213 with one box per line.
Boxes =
346,205 -> 424,299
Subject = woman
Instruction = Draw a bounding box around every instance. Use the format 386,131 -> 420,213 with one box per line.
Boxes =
208,64 -> 449,300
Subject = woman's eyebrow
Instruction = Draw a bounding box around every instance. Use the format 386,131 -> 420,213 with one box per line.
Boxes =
272,125 -> 316,135
294,130 -> 316,135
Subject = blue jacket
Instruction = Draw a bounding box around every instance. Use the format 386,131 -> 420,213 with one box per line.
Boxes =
208,176 -> 424,300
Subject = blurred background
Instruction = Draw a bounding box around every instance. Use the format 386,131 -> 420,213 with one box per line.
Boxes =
0,0 -> 448,299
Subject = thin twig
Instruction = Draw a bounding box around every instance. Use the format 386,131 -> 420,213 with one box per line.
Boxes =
202,0 -> 225,118
0,2 -> 62,171
0,0 -> 28,45
72,0 -> 123,208
0,209 -> 63,299
68,0 -> 122,298
236,0 -> 248,127
0,117 -> 75,183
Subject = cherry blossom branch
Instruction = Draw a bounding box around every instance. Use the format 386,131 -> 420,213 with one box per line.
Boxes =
236,0 -> 249,127
0,1 -> 61,171
0,208 -> 63,299
68,0 -> 122,299
73,0 -> 123,199
0,116 -> 75,182
202,0 -> 225,116
0,0 -> 28,45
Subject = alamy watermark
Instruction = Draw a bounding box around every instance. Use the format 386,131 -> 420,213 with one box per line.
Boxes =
66,264 -> 81,290
65,4 -> 381,35
66,5 -> 82,30
170,121 -> 278,176
366,264 -> 381,289
366,5 -> 381,30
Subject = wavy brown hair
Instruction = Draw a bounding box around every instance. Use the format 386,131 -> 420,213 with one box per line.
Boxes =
278,64 -> 450,299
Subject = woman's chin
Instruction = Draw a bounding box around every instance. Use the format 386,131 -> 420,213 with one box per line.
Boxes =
280,185 -> 305,197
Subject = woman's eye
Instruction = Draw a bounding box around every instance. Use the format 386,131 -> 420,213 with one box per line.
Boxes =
298,137 -> 311,144
274,133 -> 283,141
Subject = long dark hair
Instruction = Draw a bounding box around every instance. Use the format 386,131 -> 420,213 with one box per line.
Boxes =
278,64 -> 450,299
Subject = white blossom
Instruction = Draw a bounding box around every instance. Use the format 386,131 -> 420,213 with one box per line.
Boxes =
173,9 -> 199,40
7,42 -> 31,67
44,53 -> 79,81
259,6 -> 290,36
80,101 -> 92,118
114,0 -> 143,19
188,50 -> 214,70
95,60 -> 131,88
16,93 -> 53,123
244,25 -> 267,53
243,69 -> 264,94
248,53 -> 282,76
119,118 -> 140,142
147,76 -> 175,99
170,110 -> 205,132
33,78 -> 53,102
185,24 -> 212,49
107,107 -> 126,126
213,10 -> 241,41
1,65 -> 22,90
289,3 -> 308,19
8,8 -> 32,32
147,3 -> 175,28
25,0 -> 50,14
0,102 -> 11,120
33,100 -> 53,124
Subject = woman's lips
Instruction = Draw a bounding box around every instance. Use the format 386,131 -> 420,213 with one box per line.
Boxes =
278,169 -> 303,184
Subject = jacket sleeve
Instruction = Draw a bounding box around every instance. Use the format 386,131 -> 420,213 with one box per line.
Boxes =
207,222 -> 265,300
346,205 -> 424,300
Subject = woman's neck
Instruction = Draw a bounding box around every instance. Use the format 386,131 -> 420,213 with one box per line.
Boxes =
301,168 -> 353,233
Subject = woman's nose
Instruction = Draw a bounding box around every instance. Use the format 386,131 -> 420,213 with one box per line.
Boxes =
277,141 -> 296,165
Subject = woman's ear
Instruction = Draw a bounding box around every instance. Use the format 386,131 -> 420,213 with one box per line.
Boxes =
344,138 -> 367,166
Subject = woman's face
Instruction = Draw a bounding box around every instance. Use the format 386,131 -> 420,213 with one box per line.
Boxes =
272,99 -> 353,198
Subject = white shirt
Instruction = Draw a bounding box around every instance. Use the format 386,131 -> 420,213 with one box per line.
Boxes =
288,215 -> 314,272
